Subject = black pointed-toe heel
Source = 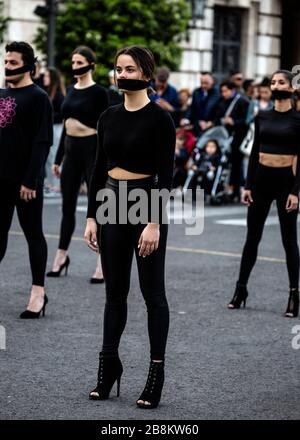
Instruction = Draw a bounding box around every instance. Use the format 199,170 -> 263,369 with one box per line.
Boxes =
19,294 -> 48,319
228,282 -> 248,309
285,289 -> 299,318
136,360 -> 165,409
89,352 -> 123,400
46,255 -> 70,277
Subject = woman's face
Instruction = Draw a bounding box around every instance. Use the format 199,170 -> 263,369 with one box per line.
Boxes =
270,73 -> 293,92
115,54 -> 146,91
43,70 -> 50,87
72,53 -> 90,78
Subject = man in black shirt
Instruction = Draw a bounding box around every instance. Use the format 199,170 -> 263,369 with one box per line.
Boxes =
0,41 -> 53,318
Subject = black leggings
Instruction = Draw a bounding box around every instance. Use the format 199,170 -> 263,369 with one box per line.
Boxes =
0,179 -> 47,286
239,164 -> 299,288
98,176 -> 169,360
59,135 -> 97,250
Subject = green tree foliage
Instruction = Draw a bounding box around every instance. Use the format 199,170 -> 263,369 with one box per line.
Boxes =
0,1 -> 9,44
34,0 -> 191,85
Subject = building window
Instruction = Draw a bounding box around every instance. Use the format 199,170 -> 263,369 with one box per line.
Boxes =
191,0 -> 206,19
213,7 -> 243,84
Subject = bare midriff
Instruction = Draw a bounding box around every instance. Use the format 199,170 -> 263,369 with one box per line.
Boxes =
65,117 -> 97,137
259,152 -> 295,169
108,167 -> 152,180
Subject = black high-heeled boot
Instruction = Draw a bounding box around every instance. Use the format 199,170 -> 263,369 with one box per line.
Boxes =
285,289 -> 299,318
89,352 -> 123,400
46,255 -> 70,277
228,282 -> 248,309
136,360 -> 165,409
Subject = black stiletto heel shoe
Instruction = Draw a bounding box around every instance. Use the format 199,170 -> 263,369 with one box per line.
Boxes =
285,289 -> 299,318
19,295 -> 48,319
228,282 -> 248,309
46,255 -> 70,277
89,352 -> 123,400
136,360 -> 165,409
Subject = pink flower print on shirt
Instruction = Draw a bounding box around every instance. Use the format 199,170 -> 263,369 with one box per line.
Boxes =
0,97 -> 17,128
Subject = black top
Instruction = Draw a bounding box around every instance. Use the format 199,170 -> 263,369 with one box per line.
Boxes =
61,83 -> 108,128
0,83 -> 53,189
245,108 -> 300,195
87,101 -> 176,219
55,83 -> 109,165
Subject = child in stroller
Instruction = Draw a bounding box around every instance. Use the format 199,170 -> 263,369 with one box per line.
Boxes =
190,139 -> 222,199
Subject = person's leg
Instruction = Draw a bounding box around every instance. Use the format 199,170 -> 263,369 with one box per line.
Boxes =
89,222 -> 134,400
238,190 -> 273,285
133,222 -> 169,407
276,190 -> 299,290
99,223 -> 134,355
0,180 -> 17,263
16,184 -> 47,312
50,142 -> 83,272
228,188 -> 273,308
134,223 -> 169,360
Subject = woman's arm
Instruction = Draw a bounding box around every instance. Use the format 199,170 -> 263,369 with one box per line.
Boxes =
244,113 -> 261,191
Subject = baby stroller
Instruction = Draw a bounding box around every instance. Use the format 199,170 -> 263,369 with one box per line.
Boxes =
182,126 -> 232,205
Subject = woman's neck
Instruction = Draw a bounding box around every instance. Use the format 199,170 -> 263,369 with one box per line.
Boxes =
124,90 -> 150,111
75,73 -> 95,89
274,99 -> 292,112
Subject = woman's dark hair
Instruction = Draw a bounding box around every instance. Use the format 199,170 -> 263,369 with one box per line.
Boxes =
45,67 -> 66,100
5,41 -> 36,74
72,45 -> 96,64
271,69 -> 294,86
114,46 -> 155,80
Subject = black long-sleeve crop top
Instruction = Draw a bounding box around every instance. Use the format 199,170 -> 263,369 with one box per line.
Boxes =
245,108 -> 300,195
87,101 -> 176,219
54,83 -> 108,165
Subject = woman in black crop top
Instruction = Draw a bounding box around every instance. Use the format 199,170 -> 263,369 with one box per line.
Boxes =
228,70 -> 300,318
46,46 -> 108,282
84,46 -> 176,409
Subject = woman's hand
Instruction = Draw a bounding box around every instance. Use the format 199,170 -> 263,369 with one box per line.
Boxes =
241,189 -> 253,206
138,224 -> 160,258
52,164 -> 61,178
84,218 -> 99,252
20,185 -> 36,202
286,194 -> 299,213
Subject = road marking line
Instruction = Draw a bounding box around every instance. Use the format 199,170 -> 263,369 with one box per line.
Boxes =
9,231 -> 285,263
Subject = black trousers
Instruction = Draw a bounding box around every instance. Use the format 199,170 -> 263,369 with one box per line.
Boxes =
59,135 -> 97,250
239,164 -> 299,288
0,179 -> 47,286
98,176 -> 169,360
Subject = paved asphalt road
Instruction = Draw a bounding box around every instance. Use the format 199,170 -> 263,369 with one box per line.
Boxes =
1,195 -> 300,421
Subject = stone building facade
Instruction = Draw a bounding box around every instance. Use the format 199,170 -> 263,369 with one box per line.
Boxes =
1,0 -> 299,89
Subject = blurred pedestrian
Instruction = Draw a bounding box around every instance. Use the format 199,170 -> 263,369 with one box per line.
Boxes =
0,41 -> 53,318
47,46 -> 108,283
228,70 -> 300,318
43,67 -> 65,194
